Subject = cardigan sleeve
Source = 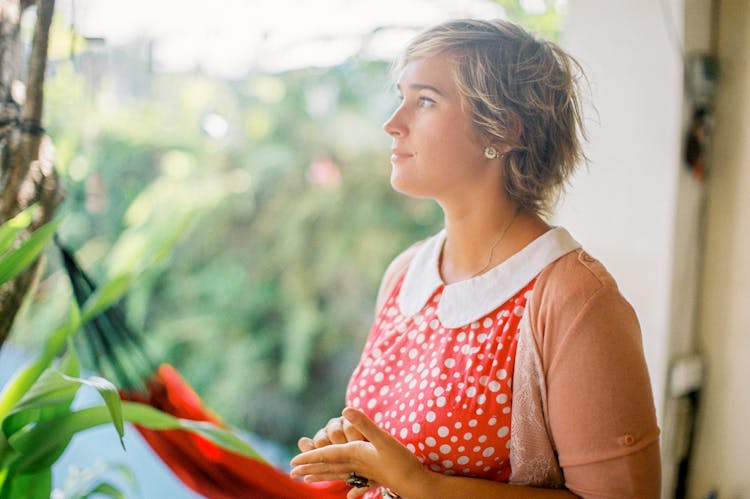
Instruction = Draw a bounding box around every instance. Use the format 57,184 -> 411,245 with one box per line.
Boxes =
532,251 -> 661,498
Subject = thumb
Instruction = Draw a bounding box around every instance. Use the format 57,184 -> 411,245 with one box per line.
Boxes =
342,407 -> 391,446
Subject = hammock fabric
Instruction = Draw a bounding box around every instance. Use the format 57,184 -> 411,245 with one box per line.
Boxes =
57,240 -> 348,499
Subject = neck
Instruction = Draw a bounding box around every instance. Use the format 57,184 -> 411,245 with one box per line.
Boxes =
439,204 -> 549,285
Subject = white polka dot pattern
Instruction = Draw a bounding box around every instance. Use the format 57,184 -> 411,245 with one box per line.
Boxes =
346,276 -> 536,493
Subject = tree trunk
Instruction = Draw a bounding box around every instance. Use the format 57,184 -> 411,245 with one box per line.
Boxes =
0,0 -> 62,349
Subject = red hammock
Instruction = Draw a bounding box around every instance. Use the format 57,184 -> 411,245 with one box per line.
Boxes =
123,364 -> 347,499
57,240 -> 348,499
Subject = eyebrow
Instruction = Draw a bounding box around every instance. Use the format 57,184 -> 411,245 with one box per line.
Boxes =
396,83 -> 445,96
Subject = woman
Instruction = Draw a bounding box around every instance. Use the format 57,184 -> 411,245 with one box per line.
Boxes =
290,19 -> 661,498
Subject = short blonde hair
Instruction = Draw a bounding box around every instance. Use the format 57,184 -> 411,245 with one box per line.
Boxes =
396,19 -> 587,215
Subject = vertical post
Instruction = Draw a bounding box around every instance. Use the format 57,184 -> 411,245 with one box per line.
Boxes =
0,0 -> 61,348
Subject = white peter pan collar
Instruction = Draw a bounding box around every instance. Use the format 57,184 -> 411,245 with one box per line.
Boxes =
396,227 -> 581,328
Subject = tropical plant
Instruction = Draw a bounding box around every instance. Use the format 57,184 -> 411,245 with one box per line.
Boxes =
0,209 -> 263,498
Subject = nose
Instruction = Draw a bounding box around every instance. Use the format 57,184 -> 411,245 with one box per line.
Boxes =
383,104 -> 407,138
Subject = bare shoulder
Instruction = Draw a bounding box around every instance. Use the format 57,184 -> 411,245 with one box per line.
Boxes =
374,240 -> 426,313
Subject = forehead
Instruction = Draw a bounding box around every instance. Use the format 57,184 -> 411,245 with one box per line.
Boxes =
397,54 -> 458,95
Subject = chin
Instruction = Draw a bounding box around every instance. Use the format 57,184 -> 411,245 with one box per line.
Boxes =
390,171 -> 413,195
390,178 -> 431,200
389,167 -> 439,199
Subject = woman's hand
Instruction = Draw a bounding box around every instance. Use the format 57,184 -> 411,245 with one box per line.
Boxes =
290,407 -> 426,499
297,412 -> 366,452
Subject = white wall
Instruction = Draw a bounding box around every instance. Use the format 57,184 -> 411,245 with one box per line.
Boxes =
558,0 -> 684,427
558,2 -> 750,497
558,2 -> 690,495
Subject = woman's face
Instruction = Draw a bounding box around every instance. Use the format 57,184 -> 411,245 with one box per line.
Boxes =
383,54 -> 492,202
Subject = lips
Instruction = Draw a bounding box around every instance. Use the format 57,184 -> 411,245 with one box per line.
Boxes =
390,148 -> 413,162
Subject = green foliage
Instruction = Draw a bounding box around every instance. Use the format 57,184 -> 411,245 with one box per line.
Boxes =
495,0 -> 566,39
154,62 -> 443,445
0,217 -> 122,498
13,53 -> 443,451
0,216 -> 264,498
0,210 -> 60,287
0,207 -> 39,254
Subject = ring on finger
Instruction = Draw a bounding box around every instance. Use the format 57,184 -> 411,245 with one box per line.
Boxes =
345,472 -> 370,488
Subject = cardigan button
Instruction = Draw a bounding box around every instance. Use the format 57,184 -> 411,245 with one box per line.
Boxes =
618,434 -> 636,446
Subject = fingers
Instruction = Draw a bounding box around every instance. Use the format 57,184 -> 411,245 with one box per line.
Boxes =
297,437 -> 315,452
289,462 -> 351,482
324,417 -> 349,445
291,440 -> 369,468
342,407 -> 392,447
308,417 -> 366,450
343,419 -> 366,442
311,426 -> 332,448
290,441 -> 373,485
293,409 -> 421,496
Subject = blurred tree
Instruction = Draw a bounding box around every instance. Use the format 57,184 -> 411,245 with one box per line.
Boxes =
0,0 -> 62,348
495,0 -> 564,39
9,1 -> 565,453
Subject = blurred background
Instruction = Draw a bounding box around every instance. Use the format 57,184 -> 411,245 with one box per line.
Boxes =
1,0 -> 748,497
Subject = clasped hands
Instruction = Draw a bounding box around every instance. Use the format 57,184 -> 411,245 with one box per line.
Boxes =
290,407 -> 425,499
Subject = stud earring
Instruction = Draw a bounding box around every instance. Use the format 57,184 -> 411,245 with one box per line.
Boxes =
484,146 -> 499,159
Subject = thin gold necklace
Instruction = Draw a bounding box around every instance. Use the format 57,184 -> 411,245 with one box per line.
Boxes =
469,209 -> 520,278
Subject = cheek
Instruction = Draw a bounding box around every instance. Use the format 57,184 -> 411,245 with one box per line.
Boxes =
428,119 -> 481,160
422,131 -> 483,177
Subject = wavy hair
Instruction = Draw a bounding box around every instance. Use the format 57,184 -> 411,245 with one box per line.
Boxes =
395,19 -> 588,215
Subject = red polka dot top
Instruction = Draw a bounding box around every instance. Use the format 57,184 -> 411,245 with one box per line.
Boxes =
346,230 -> 543,497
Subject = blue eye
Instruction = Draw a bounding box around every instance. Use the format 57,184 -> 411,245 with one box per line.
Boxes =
418,96 -> 435,107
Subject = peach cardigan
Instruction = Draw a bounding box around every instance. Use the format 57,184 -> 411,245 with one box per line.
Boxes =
381,227 -> 661,498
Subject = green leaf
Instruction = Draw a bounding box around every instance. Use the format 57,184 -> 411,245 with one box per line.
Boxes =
5,371 -> 124,449
80,272 -> 137,323
121,403 -> 265,460
0,409 -> 38,444
0,370 -> 121,474
6,402 -> 264,474
1,369 -> 125,474
5,407 -> 111,475
0,430 -> 18,470
41,302 -> 81,362
59,341 -> 81,378
3,468 -> 50,499
0,217 -> 61,286
9,370 -> 80,414
68,375 -> 124,448
83,482 -> 126,499
1,403 -> 71,475
0,312 -> 79,421
149,212 -> 195,266
0,206 -> 37,256
35,348 -> 81,442
0,467 -> 10,498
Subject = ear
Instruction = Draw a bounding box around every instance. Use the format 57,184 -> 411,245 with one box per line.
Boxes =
492,111 -> 523,155
506,111 -> 524,145
496,143 -> 512,156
